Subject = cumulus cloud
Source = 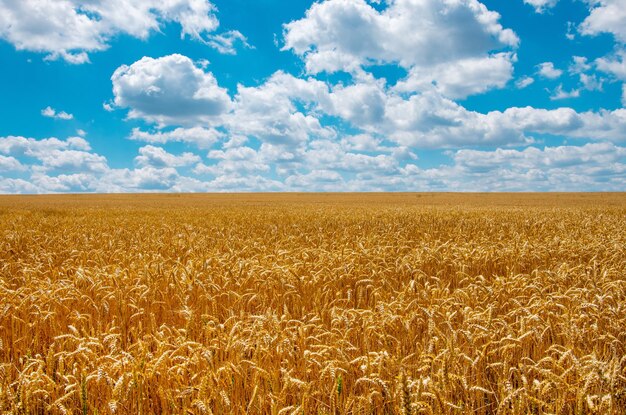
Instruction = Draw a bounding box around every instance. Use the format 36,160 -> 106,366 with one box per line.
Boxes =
580,0 -> 626,43
135,145 -> 201,168
0,0 -> 244,63
596,49 -> 626,80
0,135 -> 90,156
41,106 -> 74,120
227,71 -> 335,147
523,0 -> 559,13
2,135 -> 626,193
284,0 -> 518,72
196,146 -> 270,175
550,85 -> 581,100
537,62 -> 563,79
33,150 -> 109,173
0,178 -> 39,194
579,73 -> 603,91
0,135 -> 107,175
0,155 -> 25,172
130,127 -> 224,148
447,142 -> 626,190
282,0 -> 517,98
394,53 -> 515,99
285,169 -> 344,191
111,54 -> 232,126
570,56 -> 592,74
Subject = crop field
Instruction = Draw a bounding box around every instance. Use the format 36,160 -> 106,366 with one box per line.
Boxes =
0,193 -> 625,414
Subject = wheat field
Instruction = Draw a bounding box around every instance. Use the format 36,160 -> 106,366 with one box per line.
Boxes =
0,193 -> 625,414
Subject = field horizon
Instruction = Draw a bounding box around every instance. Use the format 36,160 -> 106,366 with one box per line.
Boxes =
1,192 -> 625,208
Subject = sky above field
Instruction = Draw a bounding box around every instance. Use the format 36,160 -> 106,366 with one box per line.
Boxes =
1,0 -> 626,192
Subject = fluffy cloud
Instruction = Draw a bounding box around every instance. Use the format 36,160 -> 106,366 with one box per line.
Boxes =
523,0 -> 559,13
454,142 -> 626,171
0,136 -> 91,156
0,135 -> 106,175
2,134 -> 625,193
33,150 -> 108,173
135,145 -> 201,168
537,62 -> 563,79
228,71 -> 334,146
596,50 -> 626,80
580,0 -> 626,43
196,146 -> 270,175
282,0 -> 517,98
110,50 -> 626,151
284,0 -> 518,72
111,54 -> 232,126
41,106 -> 74,120
130,127 -> 224,148
570,56 -> 592,74
550,85 -> 581,100
394,53 -> 515,99
0,155 -> 25,172
447,142 -> 626,190
0,0 -> 244,63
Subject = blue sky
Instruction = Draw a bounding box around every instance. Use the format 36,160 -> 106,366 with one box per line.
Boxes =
1,0 -> 625,192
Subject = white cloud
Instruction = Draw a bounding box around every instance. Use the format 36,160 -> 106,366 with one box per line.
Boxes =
570,56 -> 591,74
579,73 -> 603,91
284,0 -> 518,73
111,54 -> 232,126
228,71 -> 334,147
580,0 -> 626,43
319,72 -> 626,147
454,142 -> 625,171
0,178 -> 39,194
515,76 -> 535,89
41,106 -> 74,120
33,150 -> 108,173
197,146 -> 269,175
135,145 -> 201,168
285,169 -> 344,191
523,0 -> 559,13
282,0 -> 517,99
566,22 -> 577,40
446,142 -> 626,190
0,135 -> 90,156
130,127 -> 224,148
0,135 -> 106,175
596,50 -> 626,80
96,167 -> 181,191
306,139 -> 399,173
340,134 -> 385,152
0,0 -> 236,63
205,30 -> 250,55
537,62 -> 563,79
622,84 -> 626,106
550,85 -> 581,100
494,106 -> 626,141
394,53 -> 515,99
0,155 -> 25,172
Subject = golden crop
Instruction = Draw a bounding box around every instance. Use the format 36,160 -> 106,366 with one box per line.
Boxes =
0,193 -> 625,414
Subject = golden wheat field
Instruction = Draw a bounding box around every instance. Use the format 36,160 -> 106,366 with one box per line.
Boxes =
0,193 -> 625,415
